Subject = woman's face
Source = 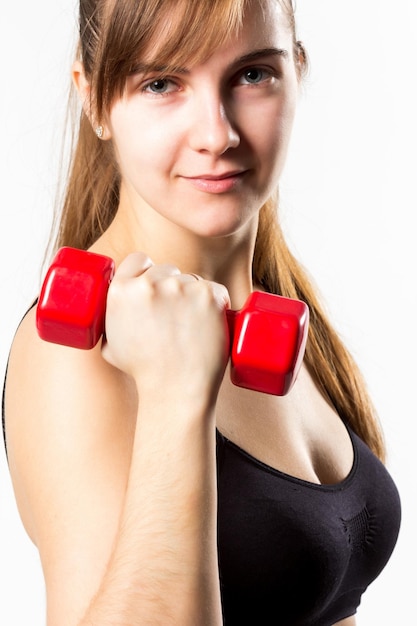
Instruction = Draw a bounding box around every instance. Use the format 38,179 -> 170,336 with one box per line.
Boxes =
107,0 -> 300,240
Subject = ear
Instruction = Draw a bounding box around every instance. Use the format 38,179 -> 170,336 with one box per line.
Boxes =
295,41 -> 308,81
72,60 -> 111,140
72,61 -> 92,117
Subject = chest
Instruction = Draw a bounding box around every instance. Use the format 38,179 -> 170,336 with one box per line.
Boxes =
215,364 -> 354,486
216,429 -> 401,625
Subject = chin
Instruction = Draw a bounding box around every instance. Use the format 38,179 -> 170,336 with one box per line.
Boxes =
192,221 -> 253,242
188,204 -> 257,239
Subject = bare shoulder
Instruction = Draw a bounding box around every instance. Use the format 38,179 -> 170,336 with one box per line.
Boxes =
4,305 -> 138,622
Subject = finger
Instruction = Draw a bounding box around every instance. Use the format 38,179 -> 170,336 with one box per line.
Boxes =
206,281 -> 231,310
115,252 -> 154,280
142,263 -> 182,284
181,275 -> 230,309
178,273 -> 203,284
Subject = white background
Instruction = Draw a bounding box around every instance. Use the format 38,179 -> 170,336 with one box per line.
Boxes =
1,1 -> 415,623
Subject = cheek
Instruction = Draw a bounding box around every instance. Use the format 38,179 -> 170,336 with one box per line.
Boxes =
110,105 -> 175,177
116,134 -> 163,176
248,98 -> 296,166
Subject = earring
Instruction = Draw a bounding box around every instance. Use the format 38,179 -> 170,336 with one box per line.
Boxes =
95,125 -> 104,139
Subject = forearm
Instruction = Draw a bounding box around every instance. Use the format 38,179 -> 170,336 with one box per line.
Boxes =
78,398 -> 222,626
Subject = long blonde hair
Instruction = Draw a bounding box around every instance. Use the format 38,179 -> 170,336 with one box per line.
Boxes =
53,0 -> 385,461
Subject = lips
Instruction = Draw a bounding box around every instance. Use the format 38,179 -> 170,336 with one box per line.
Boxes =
190,170 -> 245,180
182,170 -> 248,193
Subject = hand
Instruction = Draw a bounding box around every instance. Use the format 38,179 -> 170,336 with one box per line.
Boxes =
101,252 -> 231,402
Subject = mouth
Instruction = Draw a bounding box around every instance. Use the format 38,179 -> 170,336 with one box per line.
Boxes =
181,170 -> 248,194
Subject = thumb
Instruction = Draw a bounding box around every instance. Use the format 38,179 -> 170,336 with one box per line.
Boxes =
114,251 -> 154,279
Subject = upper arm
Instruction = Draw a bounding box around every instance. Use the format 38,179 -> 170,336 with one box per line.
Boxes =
4,307 -> 138,625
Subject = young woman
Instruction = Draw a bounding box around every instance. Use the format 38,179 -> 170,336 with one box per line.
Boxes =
2,0 -> 401,624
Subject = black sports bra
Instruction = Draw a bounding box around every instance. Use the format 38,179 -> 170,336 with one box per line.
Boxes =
216,426 -> 401,625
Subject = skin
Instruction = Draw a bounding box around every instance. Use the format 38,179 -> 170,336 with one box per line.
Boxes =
5,1 -> 355,624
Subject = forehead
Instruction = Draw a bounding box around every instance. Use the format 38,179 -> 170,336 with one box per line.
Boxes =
141,0 -> 293,68
235,0 -> 293,49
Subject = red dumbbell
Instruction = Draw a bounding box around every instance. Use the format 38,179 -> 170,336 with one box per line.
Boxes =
36,247 -> 309,395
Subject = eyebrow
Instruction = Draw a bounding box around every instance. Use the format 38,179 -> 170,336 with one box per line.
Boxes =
233,47 -> 289,66
129,47 -> 289,77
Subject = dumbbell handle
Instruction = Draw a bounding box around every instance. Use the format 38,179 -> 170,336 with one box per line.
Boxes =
36,247 -> 309,395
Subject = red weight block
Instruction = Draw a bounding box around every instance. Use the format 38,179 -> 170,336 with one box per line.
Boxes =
227,292 -> 309,396
36,247 -> 115,350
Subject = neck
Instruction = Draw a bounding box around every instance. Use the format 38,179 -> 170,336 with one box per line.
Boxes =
91,193 -> 259,310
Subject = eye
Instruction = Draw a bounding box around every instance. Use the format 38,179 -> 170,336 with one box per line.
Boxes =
238,67 -> 273,86
142,78 -> 178,95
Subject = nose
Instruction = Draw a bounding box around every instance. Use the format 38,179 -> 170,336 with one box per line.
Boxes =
188,92 -> 240,155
